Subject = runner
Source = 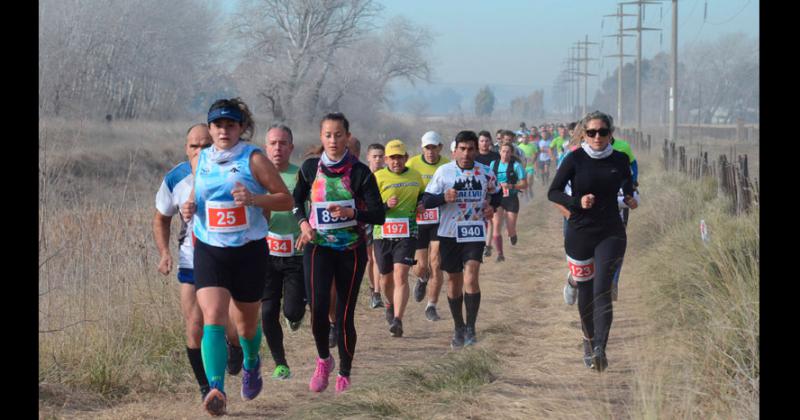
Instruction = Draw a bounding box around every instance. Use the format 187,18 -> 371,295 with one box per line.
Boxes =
365,143 -> 386,309
549,124 -> 569,163
293,112 -> 385,393
406,131 -> 451,321
373,139 -> 425,336
488,143 -> 527,262
537,128 -> 553,185
260,123 -> 306,381
547,110 -> 637,372
180,98 -> 294,416
475,131 -> 500,258
152,124 -> 244,402
516,132 -> 538,202
422,130 -> 501,348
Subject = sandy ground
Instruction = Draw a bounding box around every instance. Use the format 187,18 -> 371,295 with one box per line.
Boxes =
41,180 -> 648,419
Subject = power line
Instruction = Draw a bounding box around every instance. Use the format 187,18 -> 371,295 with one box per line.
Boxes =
705,0 -> 752,25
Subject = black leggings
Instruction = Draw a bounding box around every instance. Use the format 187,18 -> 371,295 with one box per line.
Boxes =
565,223 -> 626,351
304,242 -> 367,377
261,255 -> 306,367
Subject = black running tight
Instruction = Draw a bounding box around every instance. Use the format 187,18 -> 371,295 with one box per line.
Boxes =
304,242 -> 367,377
565,224 -> 626,351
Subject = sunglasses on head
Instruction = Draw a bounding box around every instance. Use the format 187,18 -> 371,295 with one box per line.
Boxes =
585,128 -> 610,138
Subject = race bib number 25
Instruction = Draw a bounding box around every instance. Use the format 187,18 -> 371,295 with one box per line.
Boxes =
206,201 -> 249,233
456,220 -> 485,243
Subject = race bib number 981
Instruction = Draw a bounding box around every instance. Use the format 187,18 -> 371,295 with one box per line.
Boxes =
312,200 -> 357,230
206,201 -> 249,233
456,220 -> 485,243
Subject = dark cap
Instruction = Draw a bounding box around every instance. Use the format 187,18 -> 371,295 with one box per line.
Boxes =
207,106 -> 243,124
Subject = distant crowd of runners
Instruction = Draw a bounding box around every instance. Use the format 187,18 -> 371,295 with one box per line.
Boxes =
153,97 -> 639,416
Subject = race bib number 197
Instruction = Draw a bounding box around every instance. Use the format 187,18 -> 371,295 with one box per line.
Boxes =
455,220 -> 485,243
206,201 -> 249,233
382,218 -> 410,238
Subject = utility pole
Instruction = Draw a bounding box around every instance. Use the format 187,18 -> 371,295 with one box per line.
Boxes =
669,0 -> 678,142
574,36 -> 598,117
604,4 -> 636,127
621,0 -> 661,131
570,45 -> 581,119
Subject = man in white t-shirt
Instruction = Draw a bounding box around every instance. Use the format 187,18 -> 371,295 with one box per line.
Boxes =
422,130 -> 501,349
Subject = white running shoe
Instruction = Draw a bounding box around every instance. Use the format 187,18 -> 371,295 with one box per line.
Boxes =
563,273 -> 577,305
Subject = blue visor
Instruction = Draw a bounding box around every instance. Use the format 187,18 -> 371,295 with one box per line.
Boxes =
207,107 -> 243,124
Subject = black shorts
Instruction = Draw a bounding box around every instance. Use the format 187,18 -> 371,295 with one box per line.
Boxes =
500,195 -> 520,213
438,236 -> 485,274
262,255 -> 305,303
365,224 -> 374,246
416,223 -> 440,249
194,239 -> 268,303
374,238 -> 417,275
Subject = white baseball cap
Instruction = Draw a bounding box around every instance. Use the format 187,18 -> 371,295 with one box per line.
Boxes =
421,131 -> 443,147
450,140 -> 456,153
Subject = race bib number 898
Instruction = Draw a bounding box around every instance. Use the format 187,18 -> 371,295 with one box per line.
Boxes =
312,200 -> 357,230
456,220 -> 485,243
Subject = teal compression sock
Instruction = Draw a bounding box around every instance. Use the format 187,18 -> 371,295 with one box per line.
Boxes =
201,324 -> 227,392
239,325 -> 263,370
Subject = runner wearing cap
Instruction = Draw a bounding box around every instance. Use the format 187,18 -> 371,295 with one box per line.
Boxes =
422,131 -> 501,348
365,143 -> 386,309
180,98 -> 294,415
374,139 -> 425,336
152,124 -> 243,403
406,131 -> 450,321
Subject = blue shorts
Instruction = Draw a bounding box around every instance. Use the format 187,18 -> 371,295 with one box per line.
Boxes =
177,268 -> 195,284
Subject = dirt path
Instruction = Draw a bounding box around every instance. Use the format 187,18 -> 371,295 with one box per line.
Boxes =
42,181 -> 648,419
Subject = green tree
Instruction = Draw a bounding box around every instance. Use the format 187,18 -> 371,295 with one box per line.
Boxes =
474,85 -> 495,117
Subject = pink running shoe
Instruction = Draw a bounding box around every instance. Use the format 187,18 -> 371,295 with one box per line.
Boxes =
309,356 -> 335,392
335,375 -> 351,394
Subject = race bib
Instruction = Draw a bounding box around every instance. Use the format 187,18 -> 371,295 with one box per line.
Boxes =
566,255 -> 595,282
312,200 -> 356,230
382,218 -> 410,238
416,207 -> 439,225
206,201 -> 249,233
456,220 -> 486,243
267,232 -> 294,257
502,185 -> 510,197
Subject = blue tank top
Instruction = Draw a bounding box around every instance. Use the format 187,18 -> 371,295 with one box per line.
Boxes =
192,142 -> 269,247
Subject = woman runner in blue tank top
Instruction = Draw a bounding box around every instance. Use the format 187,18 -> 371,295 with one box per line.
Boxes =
181,98 -> 293,416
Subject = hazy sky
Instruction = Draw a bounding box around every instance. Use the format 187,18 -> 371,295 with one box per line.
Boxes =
380,0 -> 759,93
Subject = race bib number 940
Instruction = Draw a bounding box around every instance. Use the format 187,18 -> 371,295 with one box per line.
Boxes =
267,232 -> 294,257
382,218 -> 410,238
456,220 -> 485,243
312,200 -> 356,230
566,255 -> 595,282
206,201 -> 249,233
416,208 -> 439,225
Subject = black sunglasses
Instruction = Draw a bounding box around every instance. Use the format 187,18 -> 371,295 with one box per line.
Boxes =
585,128 -> 610,138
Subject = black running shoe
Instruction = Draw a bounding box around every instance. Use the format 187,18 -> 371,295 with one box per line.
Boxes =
592,346 -> 608,372
200,385 -> 211,402
496,254 -> 505,263
413,278 -> 428,303
451,327 -> 465,349
226,341 -> 243,376
510,235 -> 518,245
484,245 -> 492,257
385,304 -> 395,325
389,319 -> 403,337
370,292 -> 384,309
464,326 -> 477,346
328,324 -> 338,348
425,305 -> 441,321
582,339 -> 594,368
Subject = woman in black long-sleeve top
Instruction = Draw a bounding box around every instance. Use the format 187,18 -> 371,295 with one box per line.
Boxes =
547,110 -> 638,372
292,112 -> 385,393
